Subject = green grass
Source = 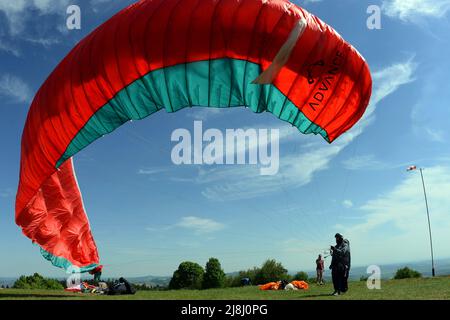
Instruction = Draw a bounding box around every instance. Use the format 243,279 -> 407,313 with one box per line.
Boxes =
1,276 -> 449,300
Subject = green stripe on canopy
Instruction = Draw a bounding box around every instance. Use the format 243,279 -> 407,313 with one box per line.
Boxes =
56,58 -> 328,168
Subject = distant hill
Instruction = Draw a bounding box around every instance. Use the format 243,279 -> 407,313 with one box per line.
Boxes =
1,275 -> 172,288
127,275 -> 172,287
294,258 -> 450,281
224,258 -> 450,282
2,258 -> 448,287
0,278 -> 16,288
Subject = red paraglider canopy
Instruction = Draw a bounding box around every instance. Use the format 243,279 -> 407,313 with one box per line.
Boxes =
16,0 -> 372,272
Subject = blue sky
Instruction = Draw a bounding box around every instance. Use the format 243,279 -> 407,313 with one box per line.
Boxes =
1,0 -> 450,278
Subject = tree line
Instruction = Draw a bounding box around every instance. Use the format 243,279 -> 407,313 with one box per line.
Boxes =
8,263 -> 423,291
169,258 -> 310,290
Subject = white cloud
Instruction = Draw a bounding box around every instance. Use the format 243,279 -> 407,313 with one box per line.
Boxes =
90,0 -> 114,5
0,0 -> 70,40
0,1 -> 27,35
186,107 -> 223,121
342,154 -> 386,171
370,58 -> 417,109
90,0 -> 125,14
382,0 -> 450,22
23,37 -> 60,47
145,216 -> 225,235
200,58 -> 417,201
424,128 -> 445,143
201,139 -> 342,201
0,40 -> 20,56
280,238 -> 326,255
177,216 -> 225,234
302,0 -> 323,4
410,68 -> 449,144
0,188 -> 13,198
137,168 -> 169,175
342,200 -> 354,208
192,123 -> 297,167
342,154 -> 427,172
340,166 -> 450,266
0,74 -> 32,103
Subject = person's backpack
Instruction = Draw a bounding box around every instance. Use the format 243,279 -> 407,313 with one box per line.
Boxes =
241,278 -> 251,286
108,278 -> 136,295
121,278 -> 136,294
279,280 -> 289,290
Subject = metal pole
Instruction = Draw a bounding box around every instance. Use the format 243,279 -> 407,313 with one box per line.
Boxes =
419,168 -> 435,277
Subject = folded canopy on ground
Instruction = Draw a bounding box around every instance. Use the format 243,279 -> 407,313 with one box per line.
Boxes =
259,280 -> 309,290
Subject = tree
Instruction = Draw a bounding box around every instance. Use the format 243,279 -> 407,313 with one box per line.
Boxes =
169,261 -> 204,290
394,267 -> 422,280
225,267 -> 259,287
293,271 -> 309,281
202,258 -> 225,289
13,273 -> 63,290
254,259 -> 289,284
237,267 -> 260,286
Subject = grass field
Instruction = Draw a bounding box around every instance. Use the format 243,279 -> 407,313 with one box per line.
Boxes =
1,276 -> 449,300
